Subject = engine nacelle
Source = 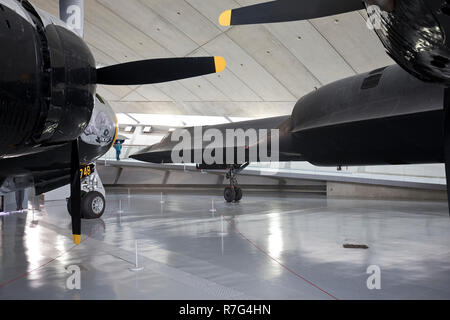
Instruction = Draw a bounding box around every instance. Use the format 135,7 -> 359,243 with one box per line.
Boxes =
79,94 -> 118,164
0,0 -> 96,158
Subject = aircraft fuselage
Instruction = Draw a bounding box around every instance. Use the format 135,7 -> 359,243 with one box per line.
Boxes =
292,64 -> 444,166
133,64 -> 447,169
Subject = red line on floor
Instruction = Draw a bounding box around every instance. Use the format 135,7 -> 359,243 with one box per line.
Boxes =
223,216 -> 339,300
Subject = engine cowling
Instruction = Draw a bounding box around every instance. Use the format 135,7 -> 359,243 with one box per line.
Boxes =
0,1 -> 96,158
79,94 -> 118,165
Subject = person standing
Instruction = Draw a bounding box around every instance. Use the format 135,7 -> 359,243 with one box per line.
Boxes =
113,140 -> 122,161
15,189 -> 24,211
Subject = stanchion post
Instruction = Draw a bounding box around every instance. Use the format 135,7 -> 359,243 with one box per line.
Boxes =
118,199 -> 124,213
210,199 -> 217,213
130,240 -> 144,272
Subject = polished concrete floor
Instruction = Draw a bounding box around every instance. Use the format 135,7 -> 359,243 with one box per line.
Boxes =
1,189 -> 450,300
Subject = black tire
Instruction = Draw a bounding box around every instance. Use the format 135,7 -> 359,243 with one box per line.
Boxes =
224,187 -> 235,203
67,191 -> 87,216
235,187 -> 243,201
81,191 -> 106,219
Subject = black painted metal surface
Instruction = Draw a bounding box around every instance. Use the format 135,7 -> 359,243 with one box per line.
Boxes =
292,64 -> 445,166
368,0 -> 450,85
0,1 -> 96,159
133,65 -> 446,167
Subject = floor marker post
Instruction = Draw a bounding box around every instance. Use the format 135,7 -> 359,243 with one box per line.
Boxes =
118,199 -> 124,213
130,240 -> 144,272
210,199 -> 217,213
218,215 -> 227,236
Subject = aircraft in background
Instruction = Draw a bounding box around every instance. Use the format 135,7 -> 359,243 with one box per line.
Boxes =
0,0 -> 226,243
132,64 -> 445,203
132,0 -> 450,211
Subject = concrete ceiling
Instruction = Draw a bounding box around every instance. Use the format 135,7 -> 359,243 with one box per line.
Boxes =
30,0 -> 394,118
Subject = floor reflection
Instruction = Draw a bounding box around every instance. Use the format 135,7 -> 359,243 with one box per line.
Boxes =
0,190 -> 449,299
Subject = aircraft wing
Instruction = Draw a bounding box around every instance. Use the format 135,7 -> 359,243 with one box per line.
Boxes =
131,115 -> 304,165
0,143 -> 93,195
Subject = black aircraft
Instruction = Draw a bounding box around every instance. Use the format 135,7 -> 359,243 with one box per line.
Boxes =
0,0 -> 226,244
132,1 -> 450,210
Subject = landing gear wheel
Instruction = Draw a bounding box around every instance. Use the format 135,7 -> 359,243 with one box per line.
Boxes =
82,191 -> 106,219
224,187 -> 235,203
67,191 -> 105,219
235,187 -> 243,201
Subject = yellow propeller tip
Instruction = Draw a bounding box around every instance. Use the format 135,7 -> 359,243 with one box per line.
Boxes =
214,56 -> 226,73
219,9 -> 231,26
73,234 -> 81,245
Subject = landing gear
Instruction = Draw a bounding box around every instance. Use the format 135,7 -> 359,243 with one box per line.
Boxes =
67,166 -> 106,219
224,187 -> 235,203
67,191 -> 106,219
235,187 -> 243,201
223,163 -> 249,203
82,191 -> 106,219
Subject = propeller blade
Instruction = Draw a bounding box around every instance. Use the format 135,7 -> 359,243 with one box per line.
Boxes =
96,57 -> 226,86
219,0 -> 365,26
70,139 -> 82,245
59,0 -> 84,37
444,88 -> 450,216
